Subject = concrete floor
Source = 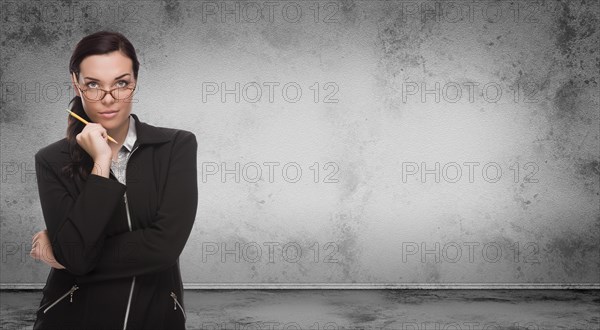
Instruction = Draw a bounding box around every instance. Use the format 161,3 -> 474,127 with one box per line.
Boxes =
1,290 -> 598,329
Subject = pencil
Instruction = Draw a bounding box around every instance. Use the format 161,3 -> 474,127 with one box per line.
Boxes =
66,109 -> 119,144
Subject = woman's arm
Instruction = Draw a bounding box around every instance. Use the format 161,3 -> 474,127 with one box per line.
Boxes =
74,131 -> 198,284
34,149 -> 127,275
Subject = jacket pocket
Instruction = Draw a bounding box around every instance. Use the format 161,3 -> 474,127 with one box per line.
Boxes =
37,284 -> 79,314
169,291 -> 187,320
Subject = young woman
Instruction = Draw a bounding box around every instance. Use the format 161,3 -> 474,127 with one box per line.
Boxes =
29,30 -> 198,329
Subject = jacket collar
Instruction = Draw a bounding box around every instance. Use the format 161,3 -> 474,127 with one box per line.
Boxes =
129,113 -> 172,146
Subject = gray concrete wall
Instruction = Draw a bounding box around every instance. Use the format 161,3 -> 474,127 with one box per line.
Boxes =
1,0 -> 598,287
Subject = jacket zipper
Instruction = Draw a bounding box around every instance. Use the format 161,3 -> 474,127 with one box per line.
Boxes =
39,285 -> 79,314
170,292 -> 187,320
122,145 -> 139,330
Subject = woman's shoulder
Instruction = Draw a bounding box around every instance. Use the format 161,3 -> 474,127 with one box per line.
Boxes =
133,114 -> 196,146
35,138 -> 69,163
157,127 -> 195,136
148,124 -> 196,145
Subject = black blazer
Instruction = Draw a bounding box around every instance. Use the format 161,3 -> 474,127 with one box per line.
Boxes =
33,113 -> 198,330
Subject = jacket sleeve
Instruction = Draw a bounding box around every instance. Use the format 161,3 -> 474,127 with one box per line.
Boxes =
74,131 -> 198,284
35,150 -> 127,276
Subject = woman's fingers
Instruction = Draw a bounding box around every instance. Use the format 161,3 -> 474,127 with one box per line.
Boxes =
30,230 -> 50,259
32,231 -> 42,243
30,245 -> 38,259
76,123 -> 112,160
30,238 -> 41,258
30,229 -> 65,269
32,229 -> 49,243
32,229 -> 48,246
82,123 -> 106,138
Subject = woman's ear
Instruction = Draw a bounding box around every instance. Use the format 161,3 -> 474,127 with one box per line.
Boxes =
71,72 -> 81,97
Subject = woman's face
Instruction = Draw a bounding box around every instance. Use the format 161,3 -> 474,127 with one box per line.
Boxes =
72,50 -> 136,132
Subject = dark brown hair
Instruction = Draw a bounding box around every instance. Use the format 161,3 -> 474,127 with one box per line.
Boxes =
64,30 -> 140,181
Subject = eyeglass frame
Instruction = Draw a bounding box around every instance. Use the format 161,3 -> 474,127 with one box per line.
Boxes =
71,71 -> 137,102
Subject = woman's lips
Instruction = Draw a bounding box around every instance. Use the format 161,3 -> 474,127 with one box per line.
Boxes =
99,111 -> 118,119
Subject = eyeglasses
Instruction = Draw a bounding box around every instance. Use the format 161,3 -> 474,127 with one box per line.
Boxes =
72,72 -> 137,101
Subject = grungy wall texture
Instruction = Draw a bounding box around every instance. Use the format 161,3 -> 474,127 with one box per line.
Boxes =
1,0 -> 598,286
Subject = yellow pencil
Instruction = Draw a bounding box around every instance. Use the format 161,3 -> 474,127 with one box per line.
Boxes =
66,109 -> 119,144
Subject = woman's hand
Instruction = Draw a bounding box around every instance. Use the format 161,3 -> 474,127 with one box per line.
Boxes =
30,229 -> 66,269
76,123 -> 112,162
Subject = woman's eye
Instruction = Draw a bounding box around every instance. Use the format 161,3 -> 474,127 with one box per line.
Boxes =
86,82 -> 98,88
116,80 -> 129,88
